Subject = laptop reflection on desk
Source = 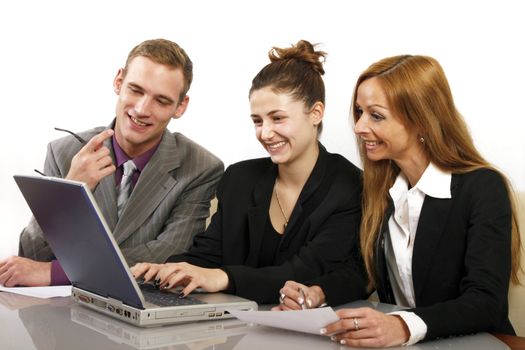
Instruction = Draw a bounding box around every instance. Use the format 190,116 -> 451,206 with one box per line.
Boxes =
70,304 -> 254,349
14,175 -> 257,327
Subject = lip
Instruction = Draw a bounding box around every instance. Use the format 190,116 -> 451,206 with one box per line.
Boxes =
128,114 -> 152,130
265,140 -> 287,154
362,139 -> 382,151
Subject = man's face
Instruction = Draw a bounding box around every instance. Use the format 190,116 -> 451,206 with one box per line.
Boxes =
113,56 -> 189,157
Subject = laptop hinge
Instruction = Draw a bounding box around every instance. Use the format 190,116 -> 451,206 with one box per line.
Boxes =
108,295 -> 144,310
107,296 -> 124,307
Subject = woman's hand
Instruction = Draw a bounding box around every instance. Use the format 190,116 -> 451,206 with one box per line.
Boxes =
130,262 -> 164,282
271,280 -> 326,310
132,262 -> 229,296
321,307 -> 409,348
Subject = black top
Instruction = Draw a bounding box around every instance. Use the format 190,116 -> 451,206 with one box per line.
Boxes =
258,218 -> 283,267
167,143 -> 367,304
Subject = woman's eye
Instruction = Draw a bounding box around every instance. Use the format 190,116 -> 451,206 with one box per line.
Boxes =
371,112 -> 385,121
355,107 -> 363,117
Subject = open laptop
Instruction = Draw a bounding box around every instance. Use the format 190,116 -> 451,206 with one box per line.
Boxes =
14,175 -> 257,327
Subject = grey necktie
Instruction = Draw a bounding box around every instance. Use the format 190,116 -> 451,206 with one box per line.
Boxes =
117,160 -> 137,217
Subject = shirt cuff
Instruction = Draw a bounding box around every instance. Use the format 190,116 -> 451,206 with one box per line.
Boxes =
388,310 -> 427,346
50,260 -> 71,286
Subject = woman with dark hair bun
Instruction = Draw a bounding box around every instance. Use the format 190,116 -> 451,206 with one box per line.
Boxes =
131,40 -> 367,304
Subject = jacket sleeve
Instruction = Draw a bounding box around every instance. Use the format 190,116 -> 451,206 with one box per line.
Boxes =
18,140 -> 70,260
307,250 -> 369,307
165,166 -> 229,268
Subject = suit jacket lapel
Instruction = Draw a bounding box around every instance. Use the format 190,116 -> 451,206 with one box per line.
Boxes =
280,143 -> 326,246
244,143 -> 327,265
93,137 -> 118,231
113,130 -> 180,244
245,165 -> 277,267
375,202 -> 396,304
412,175 -> 458,299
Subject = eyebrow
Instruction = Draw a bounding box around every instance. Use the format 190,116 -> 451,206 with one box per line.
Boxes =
357,102 -> 389,111
250,109 -> 286,118
128,82 -> 176,105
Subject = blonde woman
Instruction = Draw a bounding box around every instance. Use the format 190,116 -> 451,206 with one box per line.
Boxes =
276,55 -> 522,347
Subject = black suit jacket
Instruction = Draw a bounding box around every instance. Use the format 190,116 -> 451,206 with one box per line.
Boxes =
167,144 -> 365,304
319,168 -> 514,340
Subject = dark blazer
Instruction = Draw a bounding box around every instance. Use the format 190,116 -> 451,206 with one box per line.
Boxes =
19,121 -> 224,266
167,144 -> 365,304
319,168 -> 514,340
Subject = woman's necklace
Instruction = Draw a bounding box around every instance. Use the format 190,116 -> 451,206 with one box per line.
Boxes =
274,181 -> 289,229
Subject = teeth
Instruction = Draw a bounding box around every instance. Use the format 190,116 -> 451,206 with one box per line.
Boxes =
268,141 -> 286,149
131,116 -> 148,126
364,141 -> 378,146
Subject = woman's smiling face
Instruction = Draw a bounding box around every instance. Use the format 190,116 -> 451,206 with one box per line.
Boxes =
249,86 -> 321,165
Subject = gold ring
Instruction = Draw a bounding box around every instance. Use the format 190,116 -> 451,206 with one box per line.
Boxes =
353,317 -> 359,331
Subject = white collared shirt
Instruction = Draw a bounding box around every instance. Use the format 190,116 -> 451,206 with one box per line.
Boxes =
386,162 -> 451,345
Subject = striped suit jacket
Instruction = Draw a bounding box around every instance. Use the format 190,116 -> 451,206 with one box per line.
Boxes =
19,122 -> 224,266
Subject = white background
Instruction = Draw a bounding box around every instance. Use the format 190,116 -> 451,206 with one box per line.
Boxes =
1,0 -> 524,258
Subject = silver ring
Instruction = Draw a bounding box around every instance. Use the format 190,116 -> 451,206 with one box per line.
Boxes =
353,317 -> 359,331
279,293 -> 286,304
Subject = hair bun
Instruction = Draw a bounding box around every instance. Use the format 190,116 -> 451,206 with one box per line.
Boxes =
269,40 -> 326,75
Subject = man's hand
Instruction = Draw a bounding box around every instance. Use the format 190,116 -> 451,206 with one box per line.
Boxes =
66,129 -> 116,190
0,256 -> 52,287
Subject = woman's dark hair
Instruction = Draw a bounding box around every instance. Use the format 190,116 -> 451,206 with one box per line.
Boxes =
250,40 -> 327,135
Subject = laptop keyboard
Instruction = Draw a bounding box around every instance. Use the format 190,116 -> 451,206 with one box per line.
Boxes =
139,283 -> 206,307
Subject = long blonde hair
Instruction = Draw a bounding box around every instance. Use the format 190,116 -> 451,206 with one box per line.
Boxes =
352,55 -> 522,288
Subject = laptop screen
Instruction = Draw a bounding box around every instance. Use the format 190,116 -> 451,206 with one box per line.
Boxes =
14,175 -> 145,309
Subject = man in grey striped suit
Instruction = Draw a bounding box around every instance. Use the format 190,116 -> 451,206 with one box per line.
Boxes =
0,39 -> 224,287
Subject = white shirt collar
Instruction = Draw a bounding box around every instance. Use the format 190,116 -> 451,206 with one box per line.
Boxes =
414,162 -> 451,199
389,162 -> 451,200
389,172 -> 409,203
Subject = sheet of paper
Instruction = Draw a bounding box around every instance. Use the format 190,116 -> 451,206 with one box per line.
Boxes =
227,307 -> 339,335
0,285 -> 72,299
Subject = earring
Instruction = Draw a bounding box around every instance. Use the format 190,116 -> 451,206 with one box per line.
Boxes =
419,136 -> 425,143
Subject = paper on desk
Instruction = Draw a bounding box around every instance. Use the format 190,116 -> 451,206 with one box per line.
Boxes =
0,285 -> 72,298
227,307 -> 339,335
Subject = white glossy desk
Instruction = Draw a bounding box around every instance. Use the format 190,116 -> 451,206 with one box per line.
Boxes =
0,292 -> 510,350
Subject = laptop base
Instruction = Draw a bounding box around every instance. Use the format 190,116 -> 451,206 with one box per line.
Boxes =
73,287 -> 257,327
